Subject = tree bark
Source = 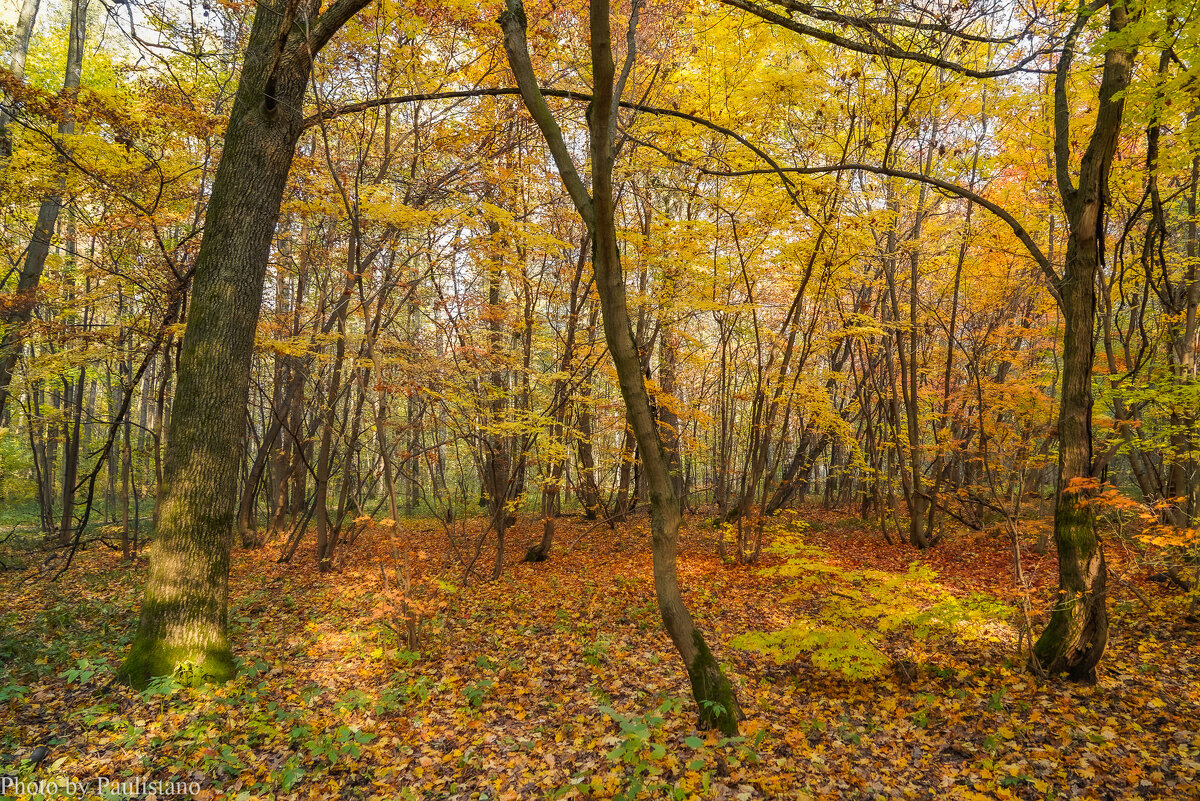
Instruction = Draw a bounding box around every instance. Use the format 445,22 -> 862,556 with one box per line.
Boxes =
0,0 -> 42,161
0,0 -> 87,418
1032,1 -> 1134,681
119,0 -> 371,687
500,0 -> 743,733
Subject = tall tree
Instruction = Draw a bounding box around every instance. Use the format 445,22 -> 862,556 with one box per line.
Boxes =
499,0 -> 744,733
1032,0 -> 1135,679
716,0 -> 1137,680
0,0 -> 88,417
119,0 -> 372,686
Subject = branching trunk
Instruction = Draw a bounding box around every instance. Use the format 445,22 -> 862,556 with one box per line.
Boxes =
1032,0 -> 1133,681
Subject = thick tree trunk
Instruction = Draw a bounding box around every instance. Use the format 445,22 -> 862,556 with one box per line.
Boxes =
119,0 -> 370,687
1034,248 -> 1108,679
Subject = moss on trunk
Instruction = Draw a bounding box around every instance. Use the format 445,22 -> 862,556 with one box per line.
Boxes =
688,630 -> 744,735
118,638 -> 235,689
1032,492 -> 1108,681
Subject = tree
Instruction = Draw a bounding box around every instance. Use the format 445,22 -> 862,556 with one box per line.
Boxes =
0,0 -> 87,418
499,0 -> 744,733
1031,0 -> 1135,679
713,0 -> 1138,680
119,0 -> 372,686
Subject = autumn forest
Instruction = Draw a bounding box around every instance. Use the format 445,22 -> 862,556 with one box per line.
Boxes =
0,0 -> 1198,796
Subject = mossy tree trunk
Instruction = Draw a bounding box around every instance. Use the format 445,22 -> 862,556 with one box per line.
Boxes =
500,0 -> 744,733
119,0 -> 371,688
1032,0 -> 1134,681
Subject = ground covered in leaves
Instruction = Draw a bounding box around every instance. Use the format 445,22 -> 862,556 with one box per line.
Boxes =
2,508 -> 1198,800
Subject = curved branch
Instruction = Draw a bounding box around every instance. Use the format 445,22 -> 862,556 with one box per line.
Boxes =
676,159 -> 1062,303
498,0 -> 594,222
770,0 -> 1033,45
302,86 -> 802,205
308,0 -> 373,58
719,0 -> 1057,79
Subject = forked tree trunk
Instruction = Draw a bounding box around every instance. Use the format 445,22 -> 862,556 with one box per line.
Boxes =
500,0 -> 743,734
1032,0 -> 1133,680
119,0 -> 371,687
528,235 -> 589,562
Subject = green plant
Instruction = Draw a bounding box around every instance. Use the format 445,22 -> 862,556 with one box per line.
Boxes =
597,702 -> 685,801
62,657 -> 102,685
732,525 -> 1013,679
306,725 -> 375,764
463,678 -> 495,709
583,636 -> 611,667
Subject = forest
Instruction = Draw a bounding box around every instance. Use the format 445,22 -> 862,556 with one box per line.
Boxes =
0,0 -> 1198,796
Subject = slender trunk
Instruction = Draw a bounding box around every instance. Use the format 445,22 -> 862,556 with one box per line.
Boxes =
0,0 -> 87,417
501,0 -> 743,734
0,0 -> 42,161
529,234 -> 588,561
316,290 -> 351,572
483,233 -> 512,579
574,338 -> 604,519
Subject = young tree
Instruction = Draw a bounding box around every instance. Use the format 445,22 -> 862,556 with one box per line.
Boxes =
499,0 -> 744,733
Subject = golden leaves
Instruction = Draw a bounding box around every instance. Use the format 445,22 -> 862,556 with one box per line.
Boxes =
3,510 -> 1200,799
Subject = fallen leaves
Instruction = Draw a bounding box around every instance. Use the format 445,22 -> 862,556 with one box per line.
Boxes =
1,511 -> 1198,799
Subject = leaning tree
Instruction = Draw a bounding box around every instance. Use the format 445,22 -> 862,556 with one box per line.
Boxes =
120,0 -> 373,686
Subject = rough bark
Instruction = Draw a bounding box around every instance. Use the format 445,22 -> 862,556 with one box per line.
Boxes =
1032,0 -> 1133,680
119,0 -> 371,687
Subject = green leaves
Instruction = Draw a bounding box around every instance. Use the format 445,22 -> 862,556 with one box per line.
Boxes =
732,522 -> 1013,679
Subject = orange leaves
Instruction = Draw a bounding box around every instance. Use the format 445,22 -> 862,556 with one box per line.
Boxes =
4,510 -> 1200,799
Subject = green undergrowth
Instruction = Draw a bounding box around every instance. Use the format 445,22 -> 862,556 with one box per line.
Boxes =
732,521 -> 1014,678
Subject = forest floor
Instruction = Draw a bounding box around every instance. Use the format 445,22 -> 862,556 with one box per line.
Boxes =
1,507 -> 1198,800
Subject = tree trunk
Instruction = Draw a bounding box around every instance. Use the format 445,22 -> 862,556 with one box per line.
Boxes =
0,0 -> 42,161
1032,1 -> 1133,681
574,347 -> 604,519
0,0 -> 87,418
315,287 -> 352,572
500,0 -> 744,734
529,234 -> 589,562
119,0 -> 371,688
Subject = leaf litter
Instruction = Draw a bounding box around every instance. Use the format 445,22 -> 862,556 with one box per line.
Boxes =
1,509 -> 1197,800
